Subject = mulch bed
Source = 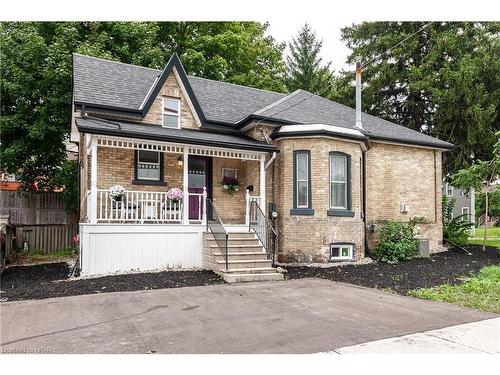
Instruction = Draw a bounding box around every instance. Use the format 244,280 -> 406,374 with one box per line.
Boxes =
1,265 -> 224,302
2,245 -> 498,302
284,245 -> 500,294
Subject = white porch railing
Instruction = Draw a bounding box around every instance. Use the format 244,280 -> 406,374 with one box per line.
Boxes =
93,188 -> 206,224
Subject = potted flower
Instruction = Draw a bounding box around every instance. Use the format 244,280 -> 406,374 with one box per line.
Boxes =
109,185 -> 125,202
167,187 -> 184,203
221,176 -> 240,196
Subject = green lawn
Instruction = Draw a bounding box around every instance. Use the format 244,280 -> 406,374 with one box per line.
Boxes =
469,226 -> 500,249
409,266 -> 500,313
468,238 -> 500,248
474,227 -> 500,238
9,248 -> 75,264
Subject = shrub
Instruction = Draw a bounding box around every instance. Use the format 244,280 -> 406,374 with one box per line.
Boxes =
442,196 -> 474,246
375,221 -> 417,264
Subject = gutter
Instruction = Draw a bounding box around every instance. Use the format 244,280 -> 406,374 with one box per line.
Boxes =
75,123 -> 278,153
265,152 -> 276,170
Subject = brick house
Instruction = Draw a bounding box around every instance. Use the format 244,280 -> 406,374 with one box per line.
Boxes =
71,53 -> 453,280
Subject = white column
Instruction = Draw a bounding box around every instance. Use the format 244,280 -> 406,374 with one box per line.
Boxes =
90,136 -> 98,224
245,189 -> 251,227
182,147 -> 189,224
202,186 -> 207,226
259,154 -> 266,215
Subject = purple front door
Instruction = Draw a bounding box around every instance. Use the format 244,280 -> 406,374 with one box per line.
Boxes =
188,157 -> 209,220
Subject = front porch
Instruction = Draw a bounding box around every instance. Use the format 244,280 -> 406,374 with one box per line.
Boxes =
79,133 -> 276,278
81,133 -> 267,226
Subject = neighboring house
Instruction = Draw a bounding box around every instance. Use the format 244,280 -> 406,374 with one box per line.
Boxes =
443,182 -> 475,224
71,53 -> 453,279
0,173 -> 21,192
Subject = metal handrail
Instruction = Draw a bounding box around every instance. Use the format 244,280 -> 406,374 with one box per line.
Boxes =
249,200 -> 277,266
206,198 -> 229,270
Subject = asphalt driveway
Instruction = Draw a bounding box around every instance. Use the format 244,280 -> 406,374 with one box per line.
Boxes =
1,278 -> 496,354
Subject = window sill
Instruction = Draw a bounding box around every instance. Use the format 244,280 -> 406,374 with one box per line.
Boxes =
327,209 -> 355,217
132,179 -> 168,187
290,208 -> 314,216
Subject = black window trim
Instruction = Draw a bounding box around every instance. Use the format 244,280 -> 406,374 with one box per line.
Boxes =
291,149 -> 314,216
327,151 -> 354,217
133,150 -> 167,186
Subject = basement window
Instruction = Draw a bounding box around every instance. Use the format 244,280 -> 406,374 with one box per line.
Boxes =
330,243 -> 354,261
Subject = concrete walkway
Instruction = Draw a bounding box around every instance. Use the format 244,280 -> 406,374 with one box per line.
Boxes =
333,317 -> 500,353
1,278 -> 497,354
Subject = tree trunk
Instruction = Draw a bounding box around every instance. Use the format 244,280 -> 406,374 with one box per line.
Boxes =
483,191 -> 488,252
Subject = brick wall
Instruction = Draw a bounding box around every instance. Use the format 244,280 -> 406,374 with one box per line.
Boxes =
140,72 -> 199,130
365,142 -> 444,252
96,148 -> 183,191
275,137 -> 365,262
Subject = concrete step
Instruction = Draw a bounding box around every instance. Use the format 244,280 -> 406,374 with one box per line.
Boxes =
209,244 -> 264,252
219,267 -> 278,274
213,252 -> 268,261
222,272 -> 284,283
207,238 -> 260,246
204,231 -> 256,240
215,259 -> 272,269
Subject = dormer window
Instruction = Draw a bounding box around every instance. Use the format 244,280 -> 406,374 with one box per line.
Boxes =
162,97 -> 180,128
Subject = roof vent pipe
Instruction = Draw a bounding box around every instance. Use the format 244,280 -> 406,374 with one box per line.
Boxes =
355,59 -> 362,129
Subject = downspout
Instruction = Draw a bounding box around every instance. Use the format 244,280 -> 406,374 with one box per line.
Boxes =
362,148 -> 373,259
265,152 -> 277,209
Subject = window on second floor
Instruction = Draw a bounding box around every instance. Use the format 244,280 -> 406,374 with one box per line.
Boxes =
446,183 -> 453,197
162,97 -> 180,128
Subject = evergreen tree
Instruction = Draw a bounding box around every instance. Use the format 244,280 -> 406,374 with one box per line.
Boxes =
285,23 -> 335,96
334,22 -> 500,174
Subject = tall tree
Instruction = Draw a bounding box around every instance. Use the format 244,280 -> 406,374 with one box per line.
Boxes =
156,22 -> 287,93
334,22 -> 500,174
0,22 -> 287,201
285,23 -> 335,96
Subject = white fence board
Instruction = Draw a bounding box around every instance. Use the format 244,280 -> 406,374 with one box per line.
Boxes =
80,224 -> 204,275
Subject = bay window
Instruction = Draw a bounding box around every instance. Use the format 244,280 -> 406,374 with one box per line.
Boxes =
328,152 -> 353,217
291,150 -> 313,215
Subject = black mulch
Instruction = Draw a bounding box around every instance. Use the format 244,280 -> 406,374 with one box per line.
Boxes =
2,245 -> 498,302
1,264 -> 224,302
284,245 -> 500,294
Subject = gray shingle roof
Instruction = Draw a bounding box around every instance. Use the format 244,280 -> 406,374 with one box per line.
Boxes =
256,89 -> 453,149
73,54 -> 453,150
188,76 -> 285,124
73,53 -> 159,110
73,54 -> 284,122
75,117 -> 277,152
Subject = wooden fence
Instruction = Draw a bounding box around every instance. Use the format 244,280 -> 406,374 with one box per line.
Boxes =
0,191 -> 69,225
0,191 -> 77,254
16,224 -> 77,253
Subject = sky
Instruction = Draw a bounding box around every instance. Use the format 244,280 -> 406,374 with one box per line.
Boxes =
266,19 -> 354,73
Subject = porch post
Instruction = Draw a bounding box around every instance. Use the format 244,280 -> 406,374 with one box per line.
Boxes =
182,147 -> 189,224
245,189 -> 250,227
202,186 -> 207,226
90,136 -> 98,224
259,154 -> 266,215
